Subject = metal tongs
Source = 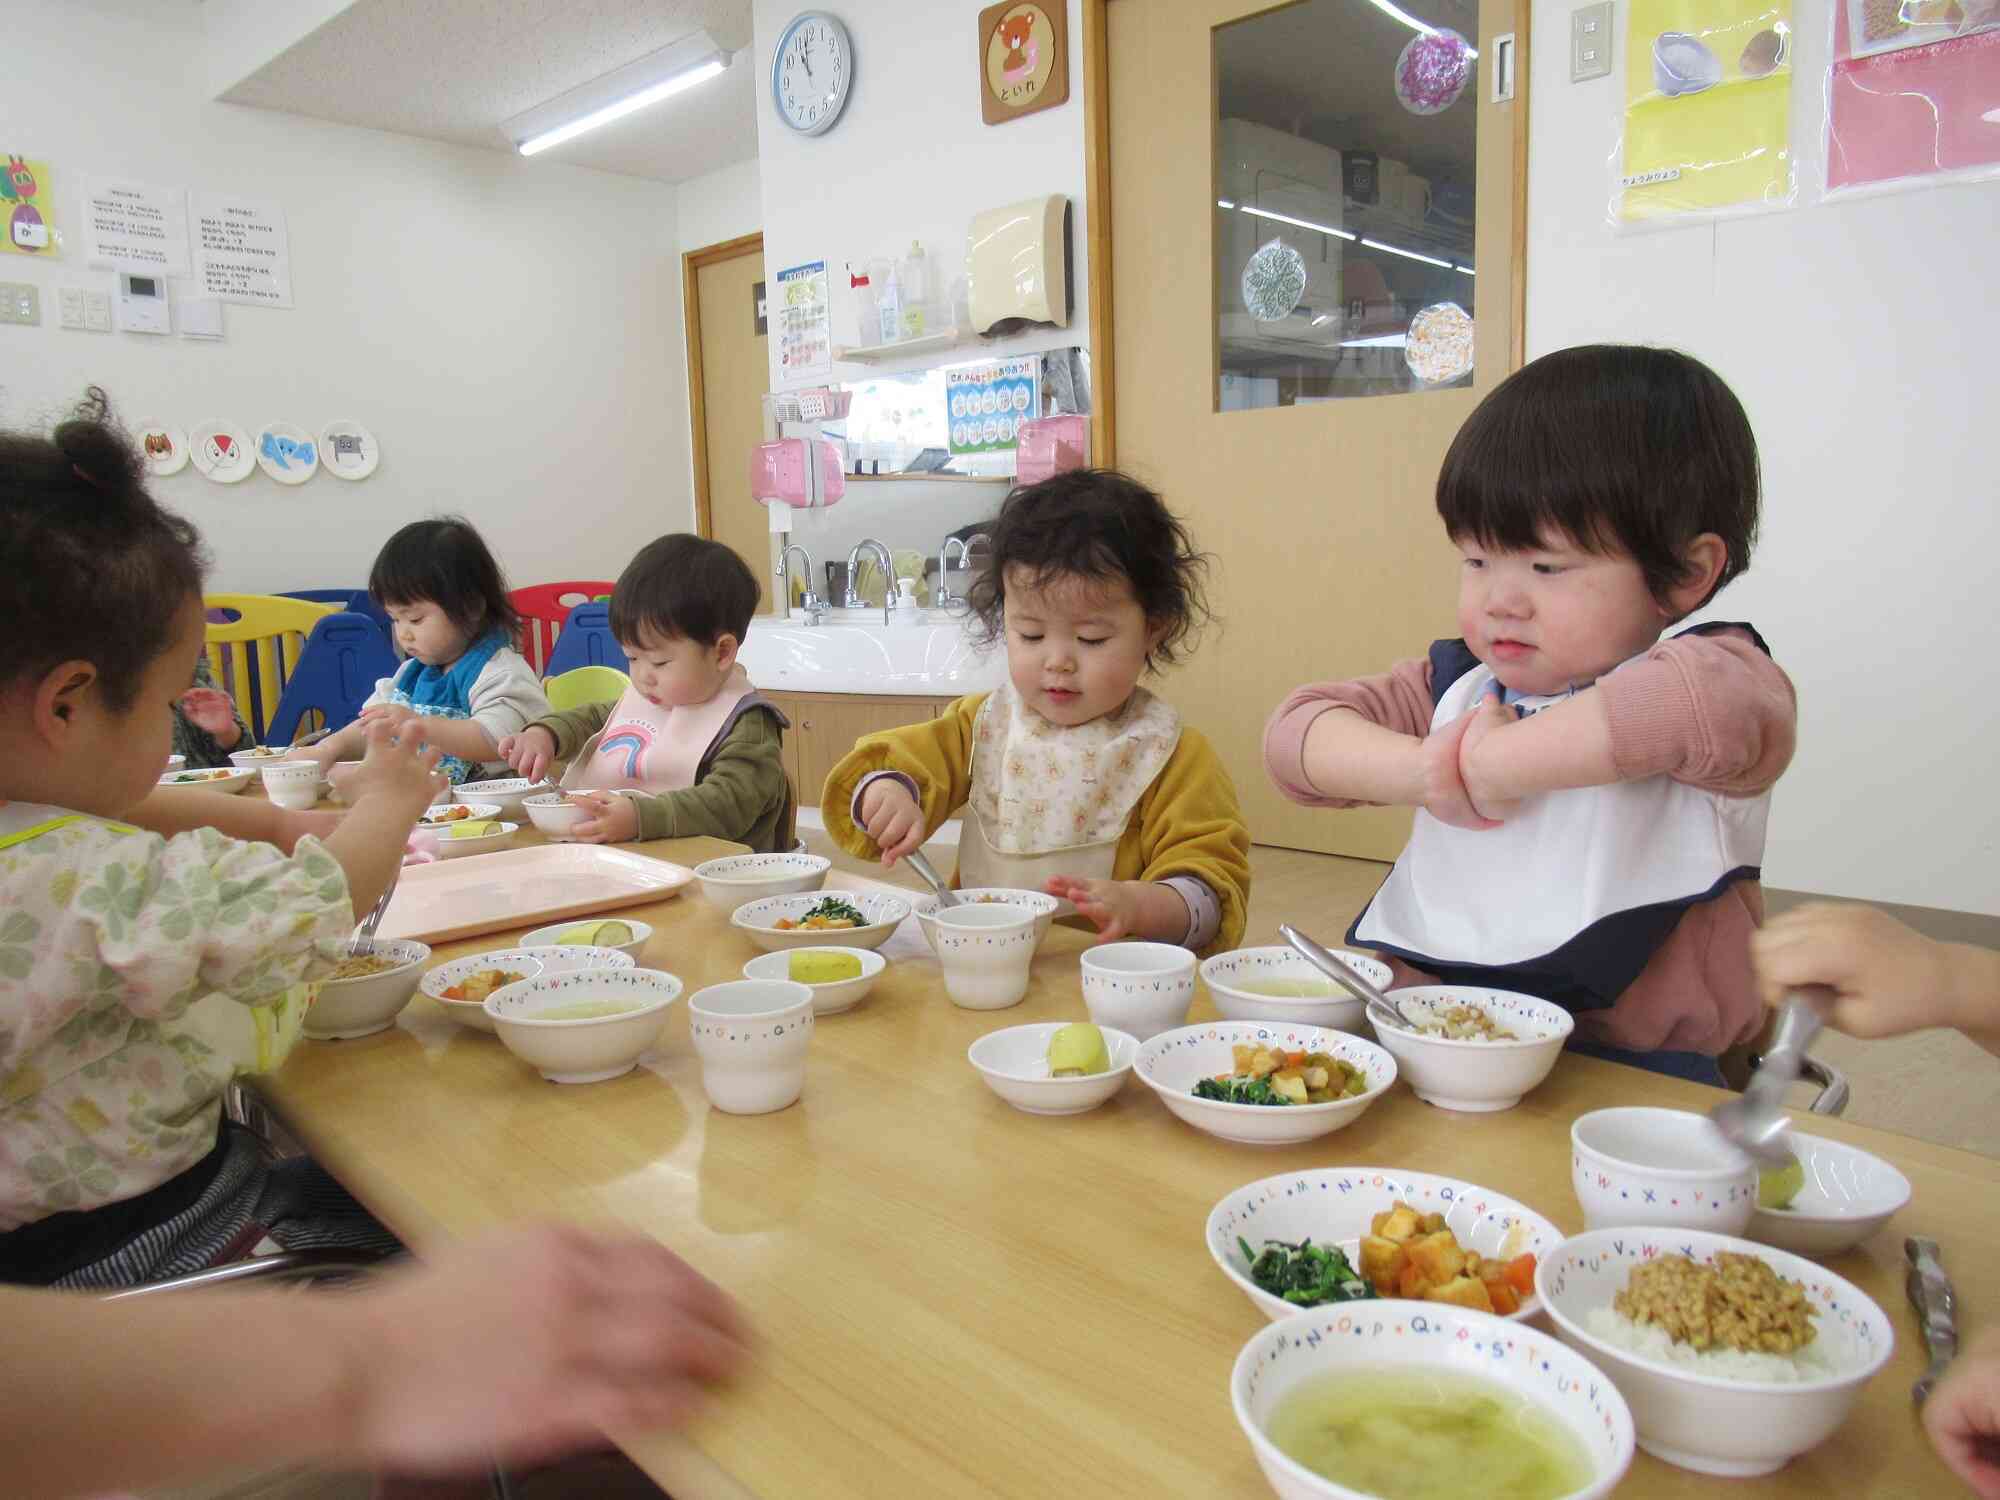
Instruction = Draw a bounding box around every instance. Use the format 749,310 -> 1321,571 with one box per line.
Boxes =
1706,986 -> 1835,1165
1907,1236 -> 1959,1407
346,871 -> 399,956
1278,923 -> 1421,1033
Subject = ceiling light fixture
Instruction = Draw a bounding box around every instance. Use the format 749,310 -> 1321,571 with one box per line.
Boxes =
1239,203 -> 1358,242
1364,0 -> 1478,56
1341,332 -> 1409,348
506,31 -> 731,157
1361,236 -> 1454,269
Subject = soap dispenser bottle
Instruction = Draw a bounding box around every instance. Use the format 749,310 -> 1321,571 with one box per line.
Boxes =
900,240 -> 930,339
874,257 -> 903,346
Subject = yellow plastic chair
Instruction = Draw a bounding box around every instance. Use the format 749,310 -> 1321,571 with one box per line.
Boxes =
544,665 -> 631,713
203,594 -> 339,743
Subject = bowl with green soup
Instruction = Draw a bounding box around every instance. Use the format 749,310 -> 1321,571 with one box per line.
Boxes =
1201,945 -> 1395,1032
1231,1300 -> 1633,1500
484,967 -> 682,1083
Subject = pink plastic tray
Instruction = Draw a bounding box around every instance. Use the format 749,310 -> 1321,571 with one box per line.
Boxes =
375,844 -> 693,945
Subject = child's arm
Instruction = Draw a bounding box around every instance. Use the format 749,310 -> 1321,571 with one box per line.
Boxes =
570,712 -> 788,845
462,648 -> 551,768
821,696 -> 984,865
125,786 -> 340,854
355,706 -> 498,763
1753,902 -> 2000,1056
317,721 -> 447,918
0,1224 -> 746,1498
500,700 -> 615,782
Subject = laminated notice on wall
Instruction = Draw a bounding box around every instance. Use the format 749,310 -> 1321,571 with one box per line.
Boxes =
1826,0 -> 2000,194
193,193 -> 293,308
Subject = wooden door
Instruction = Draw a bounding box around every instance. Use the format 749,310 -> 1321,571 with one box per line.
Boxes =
1100,0 -> 1526,859
686,234 -> 772,611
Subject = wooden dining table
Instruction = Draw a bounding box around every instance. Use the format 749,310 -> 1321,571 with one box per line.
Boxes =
254,815 -> 1998,1500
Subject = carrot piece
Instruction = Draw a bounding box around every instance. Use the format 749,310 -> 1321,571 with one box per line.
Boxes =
1501,1253 -> 1538,1295
1488,1283 -> 1520,1316
1284,1050 -> 1306,1067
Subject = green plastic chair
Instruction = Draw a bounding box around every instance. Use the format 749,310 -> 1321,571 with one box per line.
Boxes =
545,665 -> 631,713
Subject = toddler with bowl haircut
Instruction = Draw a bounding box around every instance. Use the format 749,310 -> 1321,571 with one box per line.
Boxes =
501,534 -> 795,852
821,469 -> 1251,955
1263,346 -> 1796,1083
0,391 -> 443,1288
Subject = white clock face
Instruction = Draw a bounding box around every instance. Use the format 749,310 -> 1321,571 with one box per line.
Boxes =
773,12 -> 851,135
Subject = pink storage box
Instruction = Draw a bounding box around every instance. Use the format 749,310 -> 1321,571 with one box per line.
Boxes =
1014,416 -> 1089,485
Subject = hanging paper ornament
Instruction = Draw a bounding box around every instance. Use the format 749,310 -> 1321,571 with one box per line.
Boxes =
1241,239 -> 1307,322
1405,302 -> 1475,385
1395,28 -> 1474,115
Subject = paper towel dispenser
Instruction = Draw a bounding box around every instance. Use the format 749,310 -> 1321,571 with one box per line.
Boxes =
966,194 -> 1072,337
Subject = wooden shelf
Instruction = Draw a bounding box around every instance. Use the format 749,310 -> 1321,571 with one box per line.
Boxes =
833,329 -> 965,364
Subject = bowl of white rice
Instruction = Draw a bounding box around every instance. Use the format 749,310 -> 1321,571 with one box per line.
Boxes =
1535,1227 -> 1893,1477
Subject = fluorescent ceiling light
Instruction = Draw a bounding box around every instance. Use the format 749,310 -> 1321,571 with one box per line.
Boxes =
1456,265 -> 1475,276
1361,236 -> 1454,269
1240,203 -> 1358,242
1216,197 -> 1236,208
1364,0 -> 1478,56
1341,332 -> 1409,348
506,32 -> 731,157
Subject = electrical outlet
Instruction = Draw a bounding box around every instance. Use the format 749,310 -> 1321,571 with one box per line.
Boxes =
1572,1 -> 1614,81
0,282 -> 39,326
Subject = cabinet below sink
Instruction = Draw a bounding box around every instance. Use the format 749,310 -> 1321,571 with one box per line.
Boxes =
765,690 -> 957,810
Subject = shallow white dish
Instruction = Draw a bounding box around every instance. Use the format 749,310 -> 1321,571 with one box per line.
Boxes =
741,945 -> 885,1015
1748,1133 -> 1912,1257
518,917 -> 653,964
304,939 -> 431,1039
694,852 -> 832,916
418,801 -> 502,827
966,1023 -> 1139,1115
421,947 -> 634,1032
1201,945 -> 1393,1032
729,890 -> 911,953
1537,1227 -> 1894,1476
157,767 -> 253,795
913,888 -> 1061,951
1232,1302 -> 1634,1500
1206,1167 -> 1565,1325
1571,1106 -> 1757,1234
451,777 -> 555,815
433,820 -> 520,859
1368,985 -> 1573,1112
1135,1021 -> 1396,1146
229,746 -> 300,769
486,967 -> 681,1084
162,753 -> 187,773
520,792 -> 593,841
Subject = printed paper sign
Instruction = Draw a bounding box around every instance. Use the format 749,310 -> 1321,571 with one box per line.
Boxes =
192,192 -> 293,307
82,177 -> 190,275
946,356 -> 1039,455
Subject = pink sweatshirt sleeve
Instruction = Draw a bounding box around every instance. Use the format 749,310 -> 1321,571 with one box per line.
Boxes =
1597,629 -> 1797,796
1261,657 -> 1438,807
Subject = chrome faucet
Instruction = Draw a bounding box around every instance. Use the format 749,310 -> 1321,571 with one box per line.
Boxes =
777,544 -> 825,626
934,532 -> 986,611
845,537 -> 898,625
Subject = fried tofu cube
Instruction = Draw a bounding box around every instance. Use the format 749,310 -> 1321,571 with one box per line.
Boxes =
1232,1044 -> 1257,1073
1420,1212 -> 1448,1234
1359,1236 -> 1408,1292
1250,1047 -> 1282,1078
1406,1231 -> 1467,1283
1269,1069 -> 1308,1104
1398,1263 -> 1428,1299
1429,1275 -> 1495,1314
1371,1204 -> 1423,1242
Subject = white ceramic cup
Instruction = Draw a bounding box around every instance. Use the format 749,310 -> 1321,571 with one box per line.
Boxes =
1571,1106 -> 1757,1234
931,903 -> 1040,1010
1080,941 -> 1196,1042
688,979 -> 815,1114
259,760 -> 323,810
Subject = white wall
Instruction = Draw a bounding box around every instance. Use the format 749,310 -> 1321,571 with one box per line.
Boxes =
751,0 -> 1090,390
3,1 -> 688,597
676,157 -> 764,253
1526,1 -> 2000,914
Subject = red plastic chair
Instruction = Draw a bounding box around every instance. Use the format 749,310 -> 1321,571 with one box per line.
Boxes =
510,581 -> 614,674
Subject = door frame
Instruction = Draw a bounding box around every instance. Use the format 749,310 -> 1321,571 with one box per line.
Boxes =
682,231 -> 766,541
1080,0 -> 1531,467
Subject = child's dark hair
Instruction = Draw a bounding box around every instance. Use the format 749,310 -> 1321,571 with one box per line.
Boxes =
1436,345 -> 1760,610
0,388 -> 207,711
964,469 -> 1213,667
609,534 -> 760,647
368,517 -> 520,644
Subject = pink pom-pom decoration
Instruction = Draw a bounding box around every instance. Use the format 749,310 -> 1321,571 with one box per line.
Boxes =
1395,28 -> 1473,116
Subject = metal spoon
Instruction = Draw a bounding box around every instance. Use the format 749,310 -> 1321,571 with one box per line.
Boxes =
1278,923 -> 1421,1033
1707,986 -> 1835,1166
905,849 -> 958,908
1906,1236 -> 1959,1407
346,871 -> 399,957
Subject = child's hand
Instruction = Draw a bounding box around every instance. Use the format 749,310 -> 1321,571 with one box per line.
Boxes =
1923,1326 -> 2000,1500
858,779 -> 925,866
353,1223 -> 748,1473
179,687 -> 241,746
1417,703 -> 1503,830
1752,902 -> 1961,1039
345,719 -> 446,817
1454,688 -> 1523,823
499,726 -> 558,783
569,791 -> 640,845
1044,875 -> 1147,942
360,702 -> 420,736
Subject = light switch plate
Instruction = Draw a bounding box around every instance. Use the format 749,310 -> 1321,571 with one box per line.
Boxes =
1572,1 -> 1614,81
83,290 -> 112,331
57,286 -> 85,329
0,282 -> 39,325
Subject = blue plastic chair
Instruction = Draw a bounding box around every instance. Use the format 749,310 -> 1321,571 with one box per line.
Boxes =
541,601 -> 628,677
264,611 -> 398,747
280,589 -> 391,633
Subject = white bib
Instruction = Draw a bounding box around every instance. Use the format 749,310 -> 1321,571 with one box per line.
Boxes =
1354,656 -> 1769,974
562,666 -> 755,795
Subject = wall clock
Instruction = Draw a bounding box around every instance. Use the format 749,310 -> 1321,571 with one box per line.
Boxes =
772,11 -> 853,136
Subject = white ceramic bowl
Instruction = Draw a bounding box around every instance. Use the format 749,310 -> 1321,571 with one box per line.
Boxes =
1537,1228 -> 1894,1476
422,947 -> 636,1032
928,903 -> 1040,1009
966,1022 -> 1139,1115
1571,1107 -> 1757,1234
741,945 -> 886,1015
1201,945 -> 1394,1032
304,939 -> 430,1039
163,753 -> 187,773
1206,1167 -> 1565,1324
259,760 -> 324,811
230,745 -> 297,768
1233,1301 -> 1634,1500
1748,1133 -> 1912,1257
688,979 -> 815,1114
913,888 -> 1061,952
1081,941 -> 1197,1041
417,801 -> 502,828
520,792 -> 593,841
433,820 -> 520,859
157,767 -> 253,795
452,777 -> 554,814
486,967 -> 681,1084
1136,1022 -> 1396,1146
693,852 -> 832,916
1367,985 -> 1574,1112
518,917 -> 653,964
729,890 -> 911,953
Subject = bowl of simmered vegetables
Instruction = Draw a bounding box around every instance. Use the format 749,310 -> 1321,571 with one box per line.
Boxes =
1135,1022 -> 1395,1146
728,891 -> 911,953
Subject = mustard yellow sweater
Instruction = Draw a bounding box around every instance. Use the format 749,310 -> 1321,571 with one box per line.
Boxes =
820,692 -> 1251,955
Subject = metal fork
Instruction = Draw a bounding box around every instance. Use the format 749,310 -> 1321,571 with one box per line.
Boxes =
346,871 -> 400,956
